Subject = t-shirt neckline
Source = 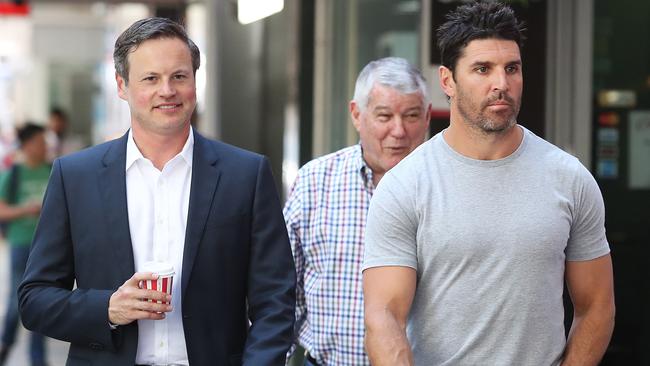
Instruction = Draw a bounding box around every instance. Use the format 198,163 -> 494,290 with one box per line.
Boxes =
438,125 -> 529,168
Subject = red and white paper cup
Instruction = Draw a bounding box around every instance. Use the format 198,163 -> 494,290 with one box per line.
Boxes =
141,261 -> 175,305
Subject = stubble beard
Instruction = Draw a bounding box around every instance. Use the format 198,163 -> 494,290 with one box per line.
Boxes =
456,90 -> 520,135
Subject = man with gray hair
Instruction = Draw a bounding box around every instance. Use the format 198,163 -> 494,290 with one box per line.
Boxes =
284,57 -> 431,365
19,17 -> 295,365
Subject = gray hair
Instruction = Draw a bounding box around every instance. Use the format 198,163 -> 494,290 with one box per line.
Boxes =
352,57 -> 430,111
113,17 -> 200,83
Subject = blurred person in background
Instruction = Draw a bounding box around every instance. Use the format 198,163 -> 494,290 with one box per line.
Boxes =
18,17 -> 294,366
45,107 -> 84,161
0,123 -> 50,366
284,57 -> 431,366
362,3 -> 614,366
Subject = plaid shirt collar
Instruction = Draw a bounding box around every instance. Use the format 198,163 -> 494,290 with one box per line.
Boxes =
356,143 -> 376,194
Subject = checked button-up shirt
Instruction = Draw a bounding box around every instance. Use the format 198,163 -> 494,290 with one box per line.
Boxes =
284,144 -> 374,366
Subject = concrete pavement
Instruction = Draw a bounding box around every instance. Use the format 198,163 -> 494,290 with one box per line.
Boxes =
0,241 -> 68,366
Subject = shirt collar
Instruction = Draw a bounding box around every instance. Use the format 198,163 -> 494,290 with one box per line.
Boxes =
354,143 -> 375,192
125,127 -> 194,171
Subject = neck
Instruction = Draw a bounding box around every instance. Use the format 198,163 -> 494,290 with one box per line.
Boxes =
132,126 -> 190,170
444,117 -> 523,160
372,172 -> 383,187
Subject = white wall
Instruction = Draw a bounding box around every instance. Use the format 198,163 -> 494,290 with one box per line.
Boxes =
0,16 -> 33,137
26,2 -> 151,144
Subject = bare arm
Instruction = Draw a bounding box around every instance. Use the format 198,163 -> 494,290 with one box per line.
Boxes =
0,200 -> 40,221
363,266 -> 416,366
562,254 -> 615,366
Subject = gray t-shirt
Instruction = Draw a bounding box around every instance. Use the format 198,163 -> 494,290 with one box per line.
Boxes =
363,126 -> 610,366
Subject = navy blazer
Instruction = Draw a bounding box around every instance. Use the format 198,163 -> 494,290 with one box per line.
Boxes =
18,131 -> 296,366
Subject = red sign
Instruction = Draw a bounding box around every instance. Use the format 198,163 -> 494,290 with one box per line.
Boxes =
598,112 -> 620,127
0,2 -> 30,16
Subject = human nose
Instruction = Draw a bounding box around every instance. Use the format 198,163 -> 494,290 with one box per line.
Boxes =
391,117 -> 407,138
492,69 -> 509,92
158,79 -> 176,97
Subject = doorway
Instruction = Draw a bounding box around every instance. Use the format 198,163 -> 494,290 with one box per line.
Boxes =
592,0 -> 650,363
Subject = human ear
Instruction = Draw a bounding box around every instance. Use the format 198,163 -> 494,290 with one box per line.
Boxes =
439,65 -> 455,99
350,101 -> 362,132
116,72 -> 128,101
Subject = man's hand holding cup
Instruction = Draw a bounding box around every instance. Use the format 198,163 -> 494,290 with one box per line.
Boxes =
108,262 -> 175,326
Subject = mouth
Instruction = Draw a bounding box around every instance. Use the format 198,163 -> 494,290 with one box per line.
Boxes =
486,101 -> 512,112
485,92 -> 515,109
154,103 -> 182,111
489,101 -> 510,106
386,146 -> 409,153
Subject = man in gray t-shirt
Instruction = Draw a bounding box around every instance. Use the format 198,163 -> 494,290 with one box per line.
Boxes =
362,3 -> 615,366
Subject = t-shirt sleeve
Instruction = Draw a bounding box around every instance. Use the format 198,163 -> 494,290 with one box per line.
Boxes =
565,165 -> 610,261
363,170 -> 418,271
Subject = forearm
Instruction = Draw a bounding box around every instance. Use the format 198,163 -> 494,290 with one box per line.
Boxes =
0,204 -> 30,221
365,310 -> 413,366
561,303 -> 615,366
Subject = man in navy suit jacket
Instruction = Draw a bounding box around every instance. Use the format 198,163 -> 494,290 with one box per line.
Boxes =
18,17 -> 295,366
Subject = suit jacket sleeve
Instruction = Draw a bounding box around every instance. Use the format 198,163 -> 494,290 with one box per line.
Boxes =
243,157 -> 296,365
18,159 -> 119,351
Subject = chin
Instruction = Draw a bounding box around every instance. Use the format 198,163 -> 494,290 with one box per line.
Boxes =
481,119 -> 515,133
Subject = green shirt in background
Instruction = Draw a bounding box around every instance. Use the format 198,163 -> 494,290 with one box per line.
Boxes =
0,163 -> 51,246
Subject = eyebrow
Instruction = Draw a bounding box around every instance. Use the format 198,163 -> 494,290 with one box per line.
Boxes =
139,68 -> 191,76
372,106 -> 392,113
403,107 -> 423,113
469,60 -> 522,68
373,104 -> 423,111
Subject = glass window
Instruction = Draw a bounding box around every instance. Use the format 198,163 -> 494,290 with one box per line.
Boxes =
313,0 -> 422,156
592,0 -> 650,364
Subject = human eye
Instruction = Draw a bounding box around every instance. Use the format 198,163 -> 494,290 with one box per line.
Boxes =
377,113 -> 391,122
173,74 -> 188,80
404,112 -> 421,121
142,75 -> 157,82
506,64 -> 520,74
475,66 -> 488,74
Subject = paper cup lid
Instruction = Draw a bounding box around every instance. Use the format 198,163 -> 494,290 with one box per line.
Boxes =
141,261 -> 175,277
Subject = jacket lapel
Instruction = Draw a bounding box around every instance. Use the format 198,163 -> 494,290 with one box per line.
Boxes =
182,131 -> 221,299
98,133 -> 135,281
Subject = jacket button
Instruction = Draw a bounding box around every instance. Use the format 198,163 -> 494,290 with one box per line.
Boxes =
89,342 -> 104,351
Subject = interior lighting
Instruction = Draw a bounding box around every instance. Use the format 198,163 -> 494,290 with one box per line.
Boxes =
237,0 -> 283,24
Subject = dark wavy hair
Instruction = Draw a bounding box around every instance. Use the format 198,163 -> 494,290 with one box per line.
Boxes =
436,1 -> 526,74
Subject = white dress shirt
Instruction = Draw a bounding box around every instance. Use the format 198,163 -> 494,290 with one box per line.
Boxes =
126,129 -> 193,365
